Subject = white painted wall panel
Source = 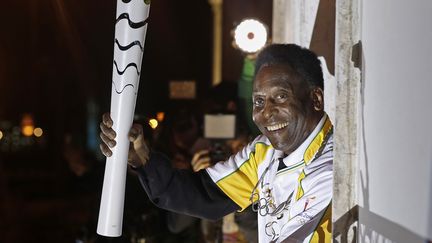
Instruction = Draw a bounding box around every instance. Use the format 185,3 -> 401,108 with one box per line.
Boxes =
360,0 -> 432,240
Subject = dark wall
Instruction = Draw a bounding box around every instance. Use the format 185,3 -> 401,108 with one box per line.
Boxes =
0,1 -> 271,241
0,0 -> 272,118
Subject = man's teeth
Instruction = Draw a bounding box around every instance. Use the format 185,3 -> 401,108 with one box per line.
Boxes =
266,122 -> 289,131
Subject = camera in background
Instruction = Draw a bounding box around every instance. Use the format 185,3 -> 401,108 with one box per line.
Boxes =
204,114 -> 236,164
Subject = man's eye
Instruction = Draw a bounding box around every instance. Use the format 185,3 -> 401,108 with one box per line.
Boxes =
276,93 -> 287,100
254,98 -> 264,107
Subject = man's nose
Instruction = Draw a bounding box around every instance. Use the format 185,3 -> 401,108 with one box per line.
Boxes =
263,101 -> 278,119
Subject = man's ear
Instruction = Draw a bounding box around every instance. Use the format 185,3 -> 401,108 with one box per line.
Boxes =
310,87 -> 324,111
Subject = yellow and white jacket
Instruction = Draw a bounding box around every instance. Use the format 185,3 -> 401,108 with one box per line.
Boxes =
138,114 -> 333,243
206,115 -> 333,242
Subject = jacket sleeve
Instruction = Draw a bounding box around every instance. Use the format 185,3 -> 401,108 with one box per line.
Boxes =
134,151 -> 240,221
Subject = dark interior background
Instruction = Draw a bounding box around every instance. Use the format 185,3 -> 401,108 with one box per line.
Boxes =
0,0 -> 272,242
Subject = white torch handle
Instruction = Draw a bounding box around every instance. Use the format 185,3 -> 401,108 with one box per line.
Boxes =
97,0 -> 150,237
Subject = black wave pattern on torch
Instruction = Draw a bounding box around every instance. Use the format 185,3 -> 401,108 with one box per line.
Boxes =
112,5 -> 148,96
115,13 -> 148,29
113,60 -> 140,76
112,80 -> 136,95
121,0 -> 151,5
115,39 -> 144,52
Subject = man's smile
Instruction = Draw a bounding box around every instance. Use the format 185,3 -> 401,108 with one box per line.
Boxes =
266,122 -> 289,132
252,63 -> 324,154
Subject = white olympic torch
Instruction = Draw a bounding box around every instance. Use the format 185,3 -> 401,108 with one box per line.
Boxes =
97,0 -> 150,237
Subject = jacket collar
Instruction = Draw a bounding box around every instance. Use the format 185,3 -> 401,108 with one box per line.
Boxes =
280,114 -> 333,166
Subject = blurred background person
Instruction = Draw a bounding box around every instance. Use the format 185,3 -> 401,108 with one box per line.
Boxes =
193,82 -> 258,243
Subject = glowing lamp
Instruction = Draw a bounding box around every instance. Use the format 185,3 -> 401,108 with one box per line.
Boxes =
234,19 -> 267,53
22,126 -> 34,137
156,112 -> 165,122
21,114 -> 35,137
148,119 -> 158,129
33,127 -> 43,137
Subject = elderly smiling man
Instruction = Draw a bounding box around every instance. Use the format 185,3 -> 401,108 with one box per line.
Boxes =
100,44 -> 333,242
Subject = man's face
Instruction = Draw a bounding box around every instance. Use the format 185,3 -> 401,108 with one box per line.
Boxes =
252,64 -> 323,154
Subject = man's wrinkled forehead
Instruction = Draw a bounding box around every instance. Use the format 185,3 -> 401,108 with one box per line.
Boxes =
253,64 -> 300,84
257,61 -> 299,74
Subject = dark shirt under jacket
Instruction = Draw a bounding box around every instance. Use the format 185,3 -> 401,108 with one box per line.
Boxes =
134,151 -> 240,221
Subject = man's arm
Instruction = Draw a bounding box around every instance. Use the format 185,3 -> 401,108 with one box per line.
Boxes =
134,151 -> 240,221
100,114 -> 240,220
